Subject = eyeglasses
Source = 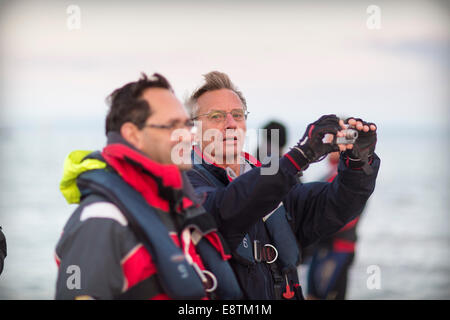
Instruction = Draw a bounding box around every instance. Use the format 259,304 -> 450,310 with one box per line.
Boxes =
192,109 -> 249,123
143,119 -> 195,132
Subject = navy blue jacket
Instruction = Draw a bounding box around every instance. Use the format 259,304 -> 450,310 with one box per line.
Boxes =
186,150 -> 380,299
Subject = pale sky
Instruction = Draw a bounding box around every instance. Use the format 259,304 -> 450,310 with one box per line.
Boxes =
0,0 -> 448,129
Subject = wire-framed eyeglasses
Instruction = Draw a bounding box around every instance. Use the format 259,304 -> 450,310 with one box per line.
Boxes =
143,119 -> 195,133
192,109 -> 249,123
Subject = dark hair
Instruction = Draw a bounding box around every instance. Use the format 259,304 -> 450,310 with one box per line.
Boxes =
263,120 -> 287,148
105,72 -> 173,134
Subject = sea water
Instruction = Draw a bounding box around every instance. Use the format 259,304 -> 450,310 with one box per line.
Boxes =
0,122 -> 448,299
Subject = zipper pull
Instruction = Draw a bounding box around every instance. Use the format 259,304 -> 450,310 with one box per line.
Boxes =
282,274 -> 295,299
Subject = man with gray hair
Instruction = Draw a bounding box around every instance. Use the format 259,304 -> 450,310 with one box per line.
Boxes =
186,71 -> 380,300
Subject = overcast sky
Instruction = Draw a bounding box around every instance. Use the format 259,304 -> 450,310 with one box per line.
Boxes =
0,0 -> 448,130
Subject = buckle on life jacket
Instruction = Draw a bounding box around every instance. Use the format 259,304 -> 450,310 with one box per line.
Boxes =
253,240 -> 278,264
192,263 -> 217,293
203,270 -> 218,293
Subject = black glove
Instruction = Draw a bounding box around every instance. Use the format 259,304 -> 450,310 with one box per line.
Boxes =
343,117 -> 377,175
285,114 -> 341,171
0,226 -> 6,275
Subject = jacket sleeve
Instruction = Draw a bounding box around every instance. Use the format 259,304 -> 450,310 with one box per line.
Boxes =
55,203 -> 136,300
284,153 -> 381,248
187,157 -> 301,248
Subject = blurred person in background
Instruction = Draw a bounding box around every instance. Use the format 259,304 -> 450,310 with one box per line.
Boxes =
54,73 -> 242,300
256,120 -> 288,164
304,142 -> 362,300
256,120 -> 302,185
0,226 -> 6,275
186,71 -> 380,300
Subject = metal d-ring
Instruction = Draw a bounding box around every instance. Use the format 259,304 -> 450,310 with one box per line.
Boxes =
264,244 -> 278,264
202,270 -> 218,292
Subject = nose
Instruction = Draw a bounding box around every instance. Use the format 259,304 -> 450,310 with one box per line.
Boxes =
224,112 -> 238,129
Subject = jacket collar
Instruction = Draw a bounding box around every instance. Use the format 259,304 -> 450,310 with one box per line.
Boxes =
103,132 -> 202,212
105,131 -> 183,189
191,145 -> 261,183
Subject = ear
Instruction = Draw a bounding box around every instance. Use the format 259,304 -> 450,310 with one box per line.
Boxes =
120,122 -> 143,149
